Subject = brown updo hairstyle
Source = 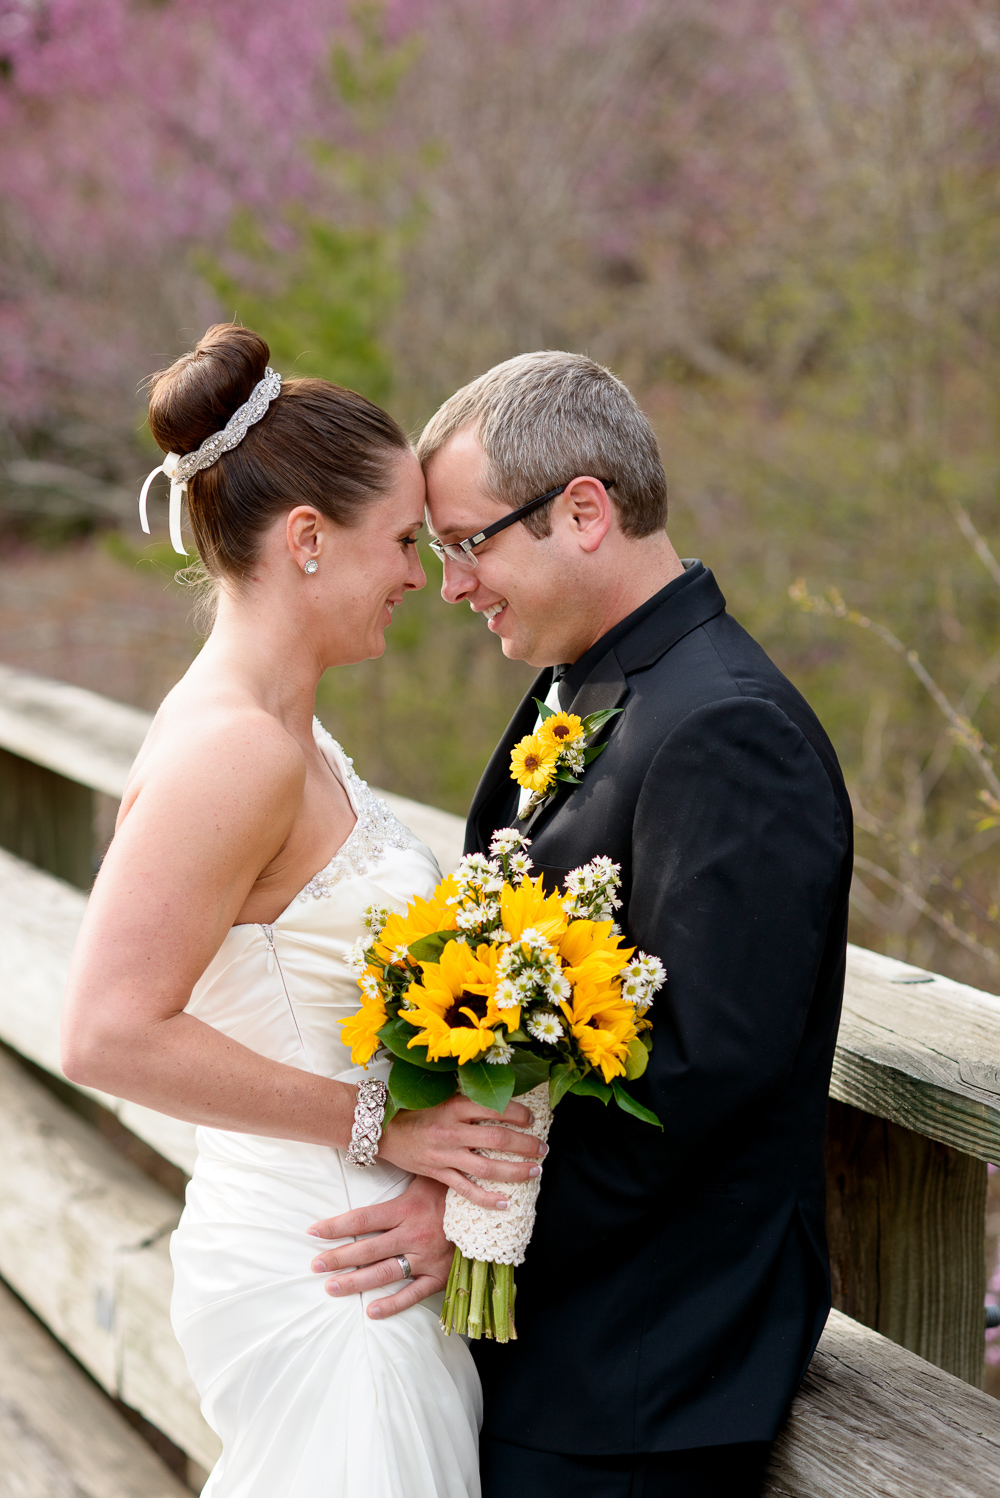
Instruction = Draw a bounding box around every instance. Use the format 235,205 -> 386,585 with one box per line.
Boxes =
146,324 -> 410,582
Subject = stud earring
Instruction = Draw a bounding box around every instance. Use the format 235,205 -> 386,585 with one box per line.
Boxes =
304,559 -> 319,575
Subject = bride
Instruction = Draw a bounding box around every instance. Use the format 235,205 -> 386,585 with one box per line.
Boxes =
60,324 -> 544,1498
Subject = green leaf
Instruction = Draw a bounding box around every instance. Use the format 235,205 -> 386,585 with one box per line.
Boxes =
582,742 -> 608,764
569,1071 -> 612,1104
624,1037 -> 649,1080
504,1028 -> 530,1044
548,1059 -> 581,1108
407,930 -> 461,963
554,769 -> 584,784
387,1058 -> 457,1110
377,1018 -> 456,1071
382,1093 -> 401,1126
611,1079 -> 663,1129
533,696 -> 557,722
458,1061 -> 516,1113
581,707 -> 623,734
510,1051 -> 552,1096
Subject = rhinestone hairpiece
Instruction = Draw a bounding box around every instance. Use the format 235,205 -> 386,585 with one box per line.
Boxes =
138,366 -> 282,555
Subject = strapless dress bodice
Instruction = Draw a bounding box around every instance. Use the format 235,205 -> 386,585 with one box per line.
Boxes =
186,722 -> 440,1090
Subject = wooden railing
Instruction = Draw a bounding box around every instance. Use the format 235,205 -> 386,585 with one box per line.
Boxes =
0,661 -> 998,1495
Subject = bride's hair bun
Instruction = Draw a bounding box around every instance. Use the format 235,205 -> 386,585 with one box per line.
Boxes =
146,323 -> 409,579
148,324 -> 270,457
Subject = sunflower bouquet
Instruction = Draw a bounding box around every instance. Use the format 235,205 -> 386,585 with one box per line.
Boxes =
342,828 -> 665,1343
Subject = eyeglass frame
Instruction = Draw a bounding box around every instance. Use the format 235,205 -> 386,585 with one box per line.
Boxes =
427,478 -> 616,568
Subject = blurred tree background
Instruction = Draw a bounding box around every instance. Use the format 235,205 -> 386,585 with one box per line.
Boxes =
2,0 -> 1000,991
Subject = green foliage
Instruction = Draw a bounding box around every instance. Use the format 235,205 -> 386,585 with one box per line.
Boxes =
387,1056 -> 455,1110
509,1051 -> 552,1096
548,1059 -> 580,1108
458,1060 -> 516,1113
611,1079 -> 662,1128
406,930 -> 461,963
196,1 -> 423,404
199,211 -> 397,402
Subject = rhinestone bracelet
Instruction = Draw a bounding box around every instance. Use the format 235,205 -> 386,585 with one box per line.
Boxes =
346,1077 -> 388,1168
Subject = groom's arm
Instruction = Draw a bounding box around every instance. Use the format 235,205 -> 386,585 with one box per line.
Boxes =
627,695 -> 850,1164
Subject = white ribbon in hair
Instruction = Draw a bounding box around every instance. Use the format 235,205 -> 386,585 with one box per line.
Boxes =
137,366 -> 282,556
139,453 -> 188,555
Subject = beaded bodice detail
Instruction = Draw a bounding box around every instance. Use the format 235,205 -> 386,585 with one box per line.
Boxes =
298,721 -> 411,902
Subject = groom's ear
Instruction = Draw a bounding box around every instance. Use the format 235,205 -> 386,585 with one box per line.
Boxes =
560,478 -> 613,554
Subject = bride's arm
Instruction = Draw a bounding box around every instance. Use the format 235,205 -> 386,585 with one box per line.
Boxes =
60,713 -> 541,1209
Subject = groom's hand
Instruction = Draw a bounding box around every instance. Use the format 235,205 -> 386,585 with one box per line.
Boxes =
307,1174 -> 452,1320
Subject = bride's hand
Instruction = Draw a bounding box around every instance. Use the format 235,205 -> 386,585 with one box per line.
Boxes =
379,1093 -> 546,1209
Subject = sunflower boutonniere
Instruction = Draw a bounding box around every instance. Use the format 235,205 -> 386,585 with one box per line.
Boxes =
511,699 -> 623,819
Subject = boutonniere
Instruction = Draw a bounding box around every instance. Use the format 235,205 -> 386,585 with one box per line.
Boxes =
511,700 -> 623,819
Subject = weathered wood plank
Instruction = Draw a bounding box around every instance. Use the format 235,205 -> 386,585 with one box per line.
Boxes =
0,662 -> 149,799
765,1308 -> 1000,1496
117,1235 -> 221,1473
826,1100 -> 987,1385
0,661 -> 467,873
0,1047 -> 180,1393
0,1277 -> 189,1498
838,943 -> 1000,1164
0,1048 -> 217,1471
0,845 -> 198,1173
0,746 -> 94,889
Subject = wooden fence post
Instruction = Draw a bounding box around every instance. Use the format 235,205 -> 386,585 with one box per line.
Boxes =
826,1097 -> 988,1386
0,746 -> 94,889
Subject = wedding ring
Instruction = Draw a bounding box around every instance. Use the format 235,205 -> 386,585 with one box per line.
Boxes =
396,1254 -> 412,1280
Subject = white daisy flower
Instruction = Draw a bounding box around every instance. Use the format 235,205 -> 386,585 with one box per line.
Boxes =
360,974 -> 381,1000
492,979 -> 519,1009
486,1040 -> 515,1065
527,1011 -> 564,1043
490,827 -> 528,854
345,938 -> 369,974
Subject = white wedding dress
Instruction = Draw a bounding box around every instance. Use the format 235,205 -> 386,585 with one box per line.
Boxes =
169,724 -> 482,1498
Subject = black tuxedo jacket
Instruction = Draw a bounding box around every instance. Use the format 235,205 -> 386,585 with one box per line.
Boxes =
465,561 -> 852,1455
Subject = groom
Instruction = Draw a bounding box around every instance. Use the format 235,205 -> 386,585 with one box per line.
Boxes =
416,352 -> 853,1497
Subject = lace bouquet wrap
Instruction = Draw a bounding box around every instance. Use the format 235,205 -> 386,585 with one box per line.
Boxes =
341,829 -> 665,1342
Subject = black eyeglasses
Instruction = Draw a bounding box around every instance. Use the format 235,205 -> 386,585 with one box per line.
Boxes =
428,479 -> 616,569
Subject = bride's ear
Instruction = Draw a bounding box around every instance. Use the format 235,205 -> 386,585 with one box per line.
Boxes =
285,506 -> 325,574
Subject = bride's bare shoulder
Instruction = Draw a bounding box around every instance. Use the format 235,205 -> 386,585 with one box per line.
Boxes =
121,681 -> 307,824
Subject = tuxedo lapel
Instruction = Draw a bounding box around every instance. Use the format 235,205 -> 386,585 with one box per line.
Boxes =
466,667 -> 550,852
520,649 -> 630,837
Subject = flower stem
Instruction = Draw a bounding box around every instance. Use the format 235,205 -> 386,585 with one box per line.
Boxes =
491,1262 -> 510,1343
467,1258 -> 489,1339
440,1254 -> 519,1341
442,1246 -> 462,1334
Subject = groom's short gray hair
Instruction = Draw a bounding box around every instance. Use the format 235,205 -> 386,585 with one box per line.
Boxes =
417,351 -> 667,538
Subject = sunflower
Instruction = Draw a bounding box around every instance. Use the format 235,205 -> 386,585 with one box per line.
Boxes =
560,972 -> 637,1083
559,919 -> 633,981
500,874 -> 568,944
341,994 -> 388,1067
403,939 -> 497,1063
373,876 -> 460,964
510,734 -> 560,795
537,711 -> 584,751
574,1023 -> 630,1083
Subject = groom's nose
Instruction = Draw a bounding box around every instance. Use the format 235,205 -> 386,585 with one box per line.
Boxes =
440,556 -> 478,605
